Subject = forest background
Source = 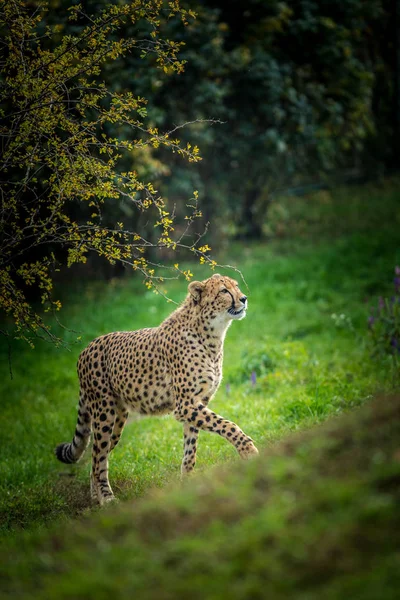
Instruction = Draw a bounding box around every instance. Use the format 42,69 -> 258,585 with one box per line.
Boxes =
1,0 -> 400,341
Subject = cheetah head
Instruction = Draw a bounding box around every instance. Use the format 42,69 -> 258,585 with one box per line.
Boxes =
188,274 -> 248,322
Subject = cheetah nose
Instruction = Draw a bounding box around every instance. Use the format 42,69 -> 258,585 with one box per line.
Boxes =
240,296 -> 247,304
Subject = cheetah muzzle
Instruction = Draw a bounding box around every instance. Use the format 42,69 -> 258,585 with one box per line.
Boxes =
55,273 -> 259,505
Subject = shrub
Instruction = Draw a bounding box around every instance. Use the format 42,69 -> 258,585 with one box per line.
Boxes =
368,267 -> 400,359
230,346 -> 275,385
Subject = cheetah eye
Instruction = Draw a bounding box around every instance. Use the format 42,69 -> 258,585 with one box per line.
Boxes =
221,288 -> 229,293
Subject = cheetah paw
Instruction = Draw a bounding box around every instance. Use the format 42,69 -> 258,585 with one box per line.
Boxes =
239,442 -> 259,460
98,495 -> 118,507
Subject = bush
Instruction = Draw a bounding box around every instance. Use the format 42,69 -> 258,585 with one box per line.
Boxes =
368,267 -> 400,360
230,346 -> 275,385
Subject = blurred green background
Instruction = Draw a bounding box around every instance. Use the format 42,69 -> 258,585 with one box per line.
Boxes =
13,0 -> 399,271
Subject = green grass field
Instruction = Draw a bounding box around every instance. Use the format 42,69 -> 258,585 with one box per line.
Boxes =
1,392 -> 400,599
0,181 -> 399,596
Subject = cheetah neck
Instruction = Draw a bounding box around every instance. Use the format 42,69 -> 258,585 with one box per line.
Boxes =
163,297 -> 232,357
191,313 -> 230,360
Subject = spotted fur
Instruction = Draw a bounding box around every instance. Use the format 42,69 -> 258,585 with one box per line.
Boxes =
55,274 -> 259,505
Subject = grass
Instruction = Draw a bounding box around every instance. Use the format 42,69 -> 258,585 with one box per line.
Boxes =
1,392 -> 399,599
0,180 -> 399,547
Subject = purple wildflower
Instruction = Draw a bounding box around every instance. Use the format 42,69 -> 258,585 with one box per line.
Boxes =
395,266 -> 400,276
368,315 -> 375,328
378,296 -> 385,311
251,371 -> 257,386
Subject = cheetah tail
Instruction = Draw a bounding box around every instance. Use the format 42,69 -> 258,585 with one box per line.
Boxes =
55,393 -> 92,464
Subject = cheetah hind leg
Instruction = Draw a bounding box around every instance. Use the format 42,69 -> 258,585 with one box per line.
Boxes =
90,405 -> 129,505
91,393 -> 118,506
90,403 -> 128,505
90,471 -> 117,505
109,406 -> 129,452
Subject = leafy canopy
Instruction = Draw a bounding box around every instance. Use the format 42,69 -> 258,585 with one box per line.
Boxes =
0,0 -> 213,346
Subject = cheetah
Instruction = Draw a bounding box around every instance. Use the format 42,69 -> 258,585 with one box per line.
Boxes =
56,273 -> 259,505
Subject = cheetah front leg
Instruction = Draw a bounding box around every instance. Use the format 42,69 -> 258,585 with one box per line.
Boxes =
181,423 -> 199,476
175,399 -> 258,464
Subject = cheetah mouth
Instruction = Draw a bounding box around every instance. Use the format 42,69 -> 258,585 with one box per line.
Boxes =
228,306 -> 246,319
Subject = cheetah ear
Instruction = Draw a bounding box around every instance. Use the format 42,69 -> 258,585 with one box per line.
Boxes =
188,281 -> 205,304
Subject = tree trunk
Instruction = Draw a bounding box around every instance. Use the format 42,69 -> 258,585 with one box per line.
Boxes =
392,0 -> 400,168
240,187 -> 264,239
